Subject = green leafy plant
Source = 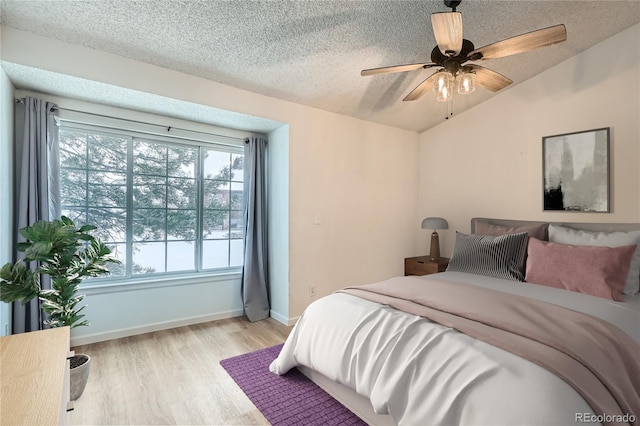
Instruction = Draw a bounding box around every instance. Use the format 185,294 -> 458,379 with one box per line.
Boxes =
0,216 -> 120,328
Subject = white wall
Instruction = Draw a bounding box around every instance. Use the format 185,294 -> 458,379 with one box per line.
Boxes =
418,24 -> 640,257
1,26 -> 420,339
267,124 -> 290,324
72,275 -> 244,346
0,62 -> 14,336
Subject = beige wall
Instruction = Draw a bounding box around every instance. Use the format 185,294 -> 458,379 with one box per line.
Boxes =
7,22 -> 636,334
418,24 -> 640,257
1,26 -> 419,328
287,112 -> 419,317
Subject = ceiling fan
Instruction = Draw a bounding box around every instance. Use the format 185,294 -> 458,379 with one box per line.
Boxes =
361,0 -> 567,103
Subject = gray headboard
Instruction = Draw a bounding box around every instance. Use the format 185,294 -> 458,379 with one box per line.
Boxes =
471,218 -> 640,239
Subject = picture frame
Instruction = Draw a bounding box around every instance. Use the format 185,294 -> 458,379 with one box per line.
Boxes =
542,127 -> 610,212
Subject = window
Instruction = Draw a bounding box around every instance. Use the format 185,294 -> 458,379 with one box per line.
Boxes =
59,125 -> 244,281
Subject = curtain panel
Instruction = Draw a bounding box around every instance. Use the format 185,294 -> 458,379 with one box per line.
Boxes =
242,136 -> 270,322
11,96 -> 60,333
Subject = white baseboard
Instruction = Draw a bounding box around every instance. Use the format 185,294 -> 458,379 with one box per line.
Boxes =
269,309 -> 299,327
70,309 -> 244,347
269,309 -> 288,325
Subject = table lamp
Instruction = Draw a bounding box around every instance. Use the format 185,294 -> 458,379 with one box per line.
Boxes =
421,217 -> 449,260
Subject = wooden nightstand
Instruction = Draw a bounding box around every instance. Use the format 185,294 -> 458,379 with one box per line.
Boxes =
404,256 -> 449,276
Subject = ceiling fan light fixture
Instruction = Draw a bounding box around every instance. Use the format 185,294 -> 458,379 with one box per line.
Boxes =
431,12 -> 463,56
360,0 -> 567,109
436,80 -> 454,102
457,71 -> 476,94
433,70 -> 454,94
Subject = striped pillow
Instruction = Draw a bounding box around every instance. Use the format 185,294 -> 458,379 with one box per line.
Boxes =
446,232 -> 529,281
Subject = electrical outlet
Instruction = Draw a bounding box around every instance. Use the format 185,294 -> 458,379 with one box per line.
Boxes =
309,285 -> 316,298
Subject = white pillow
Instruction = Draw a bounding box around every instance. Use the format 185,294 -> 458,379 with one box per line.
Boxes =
548,225 -> 640,296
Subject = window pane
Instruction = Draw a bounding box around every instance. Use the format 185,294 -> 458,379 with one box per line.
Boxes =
133,176 -> 166,208
88,171 -> 126,207
133,242 -> 165,274
87,208 -> 126,242
202,240 -> 229,269
104,243 -> 126,278
203,150 -> 230,179
230,239 -> 243,267
59,130 -> 86,168
134,140 -> 166,176
167,209 -> 196,240
231,153 -> 244,182
230,182 -> 243,210
229,210 -> 244,233
133,209 -> 166,241
167,178 -> 196,209
203,210 -> 228,238
168,146 -> 197,178
88,134 -> 127,171
203,180 -> 229,209
167,241 -> 195,272
60,170 -> 86,206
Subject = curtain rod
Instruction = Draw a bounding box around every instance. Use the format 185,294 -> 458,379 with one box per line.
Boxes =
15,97 -> 250,143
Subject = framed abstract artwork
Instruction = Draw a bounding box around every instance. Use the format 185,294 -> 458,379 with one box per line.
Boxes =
543,127 -> 610,212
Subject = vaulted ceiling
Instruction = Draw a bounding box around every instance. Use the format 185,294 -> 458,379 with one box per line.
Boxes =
1,0 -> 639,132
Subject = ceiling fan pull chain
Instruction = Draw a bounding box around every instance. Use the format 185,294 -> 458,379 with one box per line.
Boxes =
446,97 -> 454,120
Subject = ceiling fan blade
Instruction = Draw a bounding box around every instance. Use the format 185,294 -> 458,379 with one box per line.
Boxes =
431,12 -> 463,56
403,71 -> 440,101
470,24 -> 566,60
361,63 -> 436,77
467,65 -> 513,92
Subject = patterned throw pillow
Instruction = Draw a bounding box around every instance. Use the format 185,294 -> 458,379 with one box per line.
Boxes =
446,232 -> 529,281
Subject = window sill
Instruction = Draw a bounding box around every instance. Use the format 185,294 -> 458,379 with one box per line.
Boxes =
80,270 -> 242,296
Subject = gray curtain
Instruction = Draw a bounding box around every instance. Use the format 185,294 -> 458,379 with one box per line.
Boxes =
242,137 -> 269,322
12,96 -> 60,333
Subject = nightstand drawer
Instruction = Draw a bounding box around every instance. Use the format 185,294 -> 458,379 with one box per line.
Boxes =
405,256 -> 449,276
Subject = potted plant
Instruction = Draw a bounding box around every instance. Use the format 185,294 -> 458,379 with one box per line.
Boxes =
0,216 -> 119,400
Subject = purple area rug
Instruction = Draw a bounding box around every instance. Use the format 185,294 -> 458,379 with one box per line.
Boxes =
220,344 -> 366,426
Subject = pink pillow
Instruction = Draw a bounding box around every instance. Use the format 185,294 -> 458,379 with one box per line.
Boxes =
525,237 -> 636,301
475,221 -> 548,241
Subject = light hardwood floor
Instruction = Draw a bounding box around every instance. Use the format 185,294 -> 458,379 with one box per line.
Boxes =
69,317 -> 292,425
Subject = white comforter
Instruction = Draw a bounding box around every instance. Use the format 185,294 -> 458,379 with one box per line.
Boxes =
270,272 -> 640,426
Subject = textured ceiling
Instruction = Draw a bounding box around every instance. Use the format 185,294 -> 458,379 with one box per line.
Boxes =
1,0 -> 639,133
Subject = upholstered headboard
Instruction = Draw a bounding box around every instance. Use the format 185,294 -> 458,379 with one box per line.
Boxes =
471,218 -> 640,239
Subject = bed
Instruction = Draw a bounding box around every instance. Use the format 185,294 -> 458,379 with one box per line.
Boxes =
270,219 -> 640,425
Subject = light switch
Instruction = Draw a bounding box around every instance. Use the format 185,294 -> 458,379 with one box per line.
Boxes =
314,212 -> 322,225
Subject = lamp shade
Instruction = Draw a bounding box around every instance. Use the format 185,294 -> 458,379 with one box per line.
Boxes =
421,217 -> 449,230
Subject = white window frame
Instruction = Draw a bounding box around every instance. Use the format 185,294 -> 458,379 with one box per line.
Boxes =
57,115 -> 247,286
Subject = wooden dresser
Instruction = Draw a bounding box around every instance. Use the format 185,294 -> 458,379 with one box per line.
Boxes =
1,327 -> 71,425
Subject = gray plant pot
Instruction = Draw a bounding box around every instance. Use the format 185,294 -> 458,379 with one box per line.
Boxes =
70,354 -> 91,401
